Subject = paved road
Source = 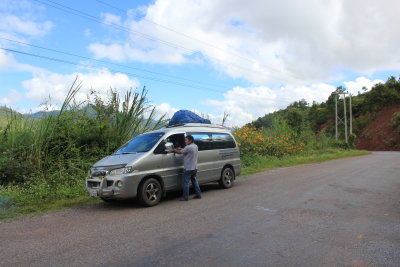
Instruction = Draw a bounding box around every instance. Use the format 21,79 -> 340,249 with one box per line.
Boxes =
1,152 -> 399,266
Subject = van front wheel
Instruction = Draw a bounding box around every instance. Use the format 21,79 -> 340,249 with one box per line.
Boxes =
138,178 -> 162,207
219,167 -> 235,189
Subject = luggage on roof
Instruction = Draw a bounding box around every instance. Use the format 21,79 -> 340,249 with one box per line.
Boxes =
168,110 -> 211,126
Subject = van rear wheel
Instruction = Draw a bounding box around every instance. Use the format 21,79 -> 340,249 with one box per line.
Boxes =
138,178 -> 162,207
219,167 -> 235,189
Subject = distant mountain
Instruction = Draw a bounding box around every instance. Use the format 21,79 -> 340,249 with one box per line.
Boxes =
28,110 -> 60,119
0,106 -> 61,128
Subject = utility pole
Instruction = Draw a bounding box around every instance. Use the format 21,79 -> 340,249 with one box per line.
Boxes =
335,93 -> 338,140
334,88 -> 352,143
349,93 -> 353,135
343,92 -> 348,143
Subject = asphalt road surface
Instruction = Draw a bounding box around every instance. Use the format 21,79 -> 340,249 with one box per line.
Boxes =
1,152 -> 399,266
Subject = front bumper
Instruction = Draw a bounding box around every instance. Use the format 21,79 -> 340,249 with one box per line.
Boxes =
86,173 -> 141,200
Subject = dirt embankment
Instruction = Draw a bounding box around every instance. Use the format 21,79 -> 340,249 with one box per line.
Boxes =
356,106 -> 400,151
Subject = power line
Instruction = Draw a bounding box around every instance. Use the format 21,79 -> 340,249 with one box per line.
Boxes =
95,0 -> 255,64
31,0 -> 290,80
1,47 -> 225,93
0,37 -> 225,90
95,0 -> 304,82
2,46 -> 296,105
33,0 -> 195,53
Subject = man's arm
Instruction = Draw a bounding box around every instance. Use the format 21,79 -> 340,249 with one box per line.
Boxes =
174,147 -> 183,154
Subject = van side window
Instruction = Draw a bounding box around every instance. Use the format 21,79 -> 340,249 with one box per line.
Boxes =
154,133 -> 186,154
212,133 -> 236,149
188,132 -> 236,151
154,140 -> 166,154
167,134 -> 186,148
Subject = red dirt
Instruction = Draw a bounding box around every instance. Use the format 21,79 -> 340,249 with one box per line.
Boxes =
318,120 -> 332,132
356,106 -> 400,151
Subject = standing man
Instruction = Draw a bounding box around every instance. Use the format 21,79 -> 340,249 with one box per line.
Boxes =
174,135 -> 202,201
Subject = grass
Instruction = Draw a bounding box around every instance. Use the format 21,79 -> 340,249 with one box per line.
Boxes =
0,106 -> 17,129
0,148 -> 370,222
241,149 -> 370,176
0,194 -> 100,222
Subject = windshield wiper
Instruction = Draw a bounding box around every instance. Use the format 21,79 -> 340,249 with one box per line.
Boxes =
121,152 -> 137,154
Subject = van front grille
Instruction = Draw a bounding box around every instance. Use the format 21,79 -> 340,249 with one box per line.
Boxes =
106,180 -> 114,187
92,171 -> 107,177
88,181 -> 100,188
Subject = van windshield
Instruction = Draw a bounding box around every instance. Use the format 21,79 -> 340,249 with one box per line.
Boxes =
114,132 -> 165,154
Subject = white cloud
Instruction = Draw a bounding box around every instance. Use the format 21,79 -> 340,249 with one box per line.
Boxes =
0,0 -> 53,72
0,0 -> 53,41
88,43 -> 126,62
0,49 -> 43,73
0,0 -> 35,12
343,77 -> 383,95
0,15 -> 53,37
0,49 -> 15,70
0,96 -> 11,106
155,102 -> 178,119
89,42 -> 186,64
203,86 -> 281,127
101,13 -> 122,27
22,70 -> 140,106
88,0 -> 400,84
84,28 -> 92,37
0,89 -> 23,110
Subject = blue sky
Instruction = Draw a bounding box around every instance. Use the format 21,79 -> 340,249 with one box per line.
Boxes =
0,0 -> 399,126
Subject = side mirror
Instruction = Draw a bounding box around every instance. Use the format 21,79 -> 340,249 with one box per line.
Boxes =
165,142 -> 174,153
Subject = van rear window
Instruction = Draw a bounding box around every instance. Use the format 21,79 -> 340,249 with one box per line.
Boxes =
188,132 -> 236,151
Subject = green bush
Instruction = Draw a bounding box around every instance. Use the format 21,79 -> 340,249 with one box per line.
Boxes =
333,140 -> 351,149
390,112 -> 400,129
348,133 -> 357,149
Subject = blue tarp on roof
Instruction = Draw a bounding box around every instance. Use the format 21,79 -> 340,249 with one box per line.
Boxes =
168,110 -> 211,126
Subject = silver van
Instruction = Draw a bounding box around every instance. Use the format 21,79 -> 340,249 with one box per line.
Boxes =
86,123 -> 241,206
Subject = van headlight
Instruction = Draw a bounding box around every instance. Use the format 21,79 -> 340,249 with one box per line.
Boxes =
115,180 -> 123,188
109,167 -> 135,176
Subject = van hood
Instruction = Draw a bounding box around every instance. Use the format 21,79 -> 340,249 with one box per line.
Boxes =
93,153 -> 145,167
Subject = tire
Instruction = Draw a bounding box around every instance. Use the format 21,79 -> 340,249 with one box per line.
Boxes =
219,167 -> 235,189
138,178 -> 162,207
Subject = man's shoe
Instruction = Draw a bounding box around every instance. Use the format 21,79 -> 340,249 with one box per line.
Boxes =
194,195 -> 202,199
179,198 -> 188,201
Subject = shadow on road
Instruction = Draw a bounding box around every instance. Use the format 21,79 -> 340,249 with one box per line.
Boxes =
90,183 -> 223,210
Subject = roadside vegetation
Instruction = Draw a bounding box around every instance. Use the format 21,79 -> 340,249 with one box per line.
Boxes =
233,121 -> 369,176
231,76 -> 400,175
250,76 -> 400,149
0,78 -> 166,221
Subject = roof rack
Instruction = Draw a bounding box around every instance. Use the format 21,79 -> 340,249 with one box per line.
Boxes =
166,123 -> 227,129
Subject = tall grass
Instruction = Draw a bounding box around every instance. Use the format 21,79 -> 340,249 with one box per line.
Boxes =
0,79 -> 166,203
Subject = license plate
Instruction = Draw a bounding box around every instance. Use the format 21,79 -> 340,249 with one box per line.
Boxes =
89,189 -> 98,197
